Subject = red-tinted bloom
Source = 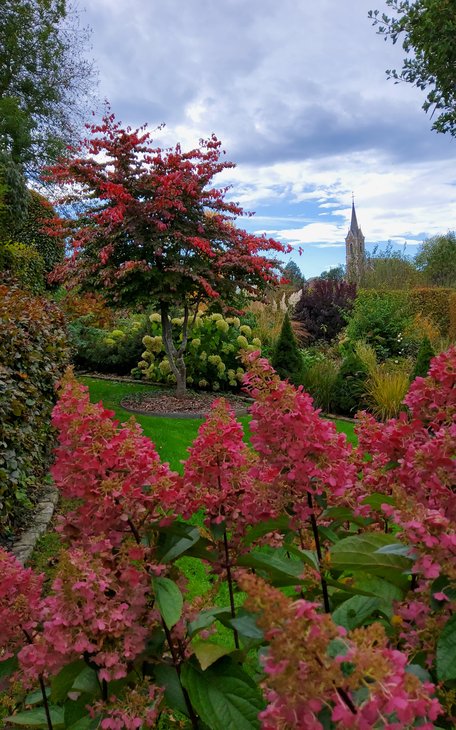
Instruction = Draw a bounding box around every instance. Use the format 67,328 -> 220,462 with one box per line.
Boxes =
0,549 -> 44,659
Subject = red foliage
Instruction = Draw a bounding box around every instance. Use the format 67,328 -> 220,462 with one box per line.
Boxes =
45,110 -> 289,307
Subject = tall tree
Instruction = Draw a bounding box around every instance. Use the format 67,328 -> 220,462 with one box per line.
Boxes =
46,112 -> 289,395
415,231 -> 456,287
0,0 -> 96,171
369,0 -> 456,136
319,265 -> 345,282
360,243 -> 422,290
283,260 -> 305,288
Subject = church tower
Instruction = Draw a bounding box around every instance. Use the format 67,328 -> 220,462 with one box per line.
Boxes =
345,198 -> 365,283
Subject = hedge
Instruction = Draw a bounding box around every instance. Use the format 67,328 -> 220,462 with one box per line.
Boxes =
0,240 -> 46,292
357,287 -> 456,337
0,284 -> 69,533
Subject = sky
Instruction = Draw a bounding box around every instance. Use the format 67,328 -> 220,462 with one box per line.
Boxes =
81,0 -> 456,278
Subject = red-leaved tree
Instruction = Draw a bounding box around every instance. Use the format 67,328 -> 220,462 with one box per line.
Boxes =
46,110 -> 289,394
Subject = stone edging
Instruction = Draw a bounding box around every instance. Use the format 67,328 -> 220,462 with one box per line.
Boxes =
12,486 -> 59,565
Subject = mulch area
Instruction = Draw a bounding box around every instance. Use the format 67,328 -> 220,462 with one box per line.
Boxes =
120,390 -> 252,418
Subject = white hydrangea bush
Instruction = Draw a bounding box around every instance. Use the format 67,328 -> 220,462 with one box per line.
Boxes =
138,312 -> 261,390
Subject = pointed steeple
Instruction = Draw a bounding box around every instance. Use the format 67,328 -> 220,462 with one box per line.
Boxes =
345,195 -> 366,284
350,197 -> 359,234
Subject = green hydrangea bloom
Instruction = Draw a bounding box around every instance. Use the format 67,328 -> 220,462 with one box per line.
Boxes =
159,359 -> 171,375
215,319 -> 229,333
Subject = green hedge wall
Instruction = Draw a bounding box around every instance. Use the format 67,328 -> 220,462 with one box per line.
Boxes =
0,284 -> 69,533
356,287 -> 455,337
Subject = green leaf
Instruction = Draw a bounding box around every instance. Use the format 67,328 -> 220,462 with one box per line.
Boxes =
50,659 -> 85,703
191,640 -> 233,670
375,543 -> 414,558
181,658 -> 264,730
237,549 -> 306,587
66,717 -> 100,730
153,663 -> 189,717
437,613 -> 456,681
155,522 -> 202,563
321,506 -> 368,526
361,493 -> 395,510
349,574 -> 404,605
285,545 -> 319,571
153,576 -> 183,629
188,607 -> 232,637
0,655 -> 18,679
243,516 -> 290,545
71,666 -> 100,696
24,689 -> 50,707
332,595 -> 382,630
5,707 -> 64,728
329,533 -> 412,587
317,526 -> 339,544
229,612 -> 264,640
64,695 -> 96,728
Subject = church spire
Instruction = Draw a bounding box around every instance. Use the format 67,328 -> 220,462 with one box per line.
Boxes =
345,195 -> 366,284
350,196 -> 359,234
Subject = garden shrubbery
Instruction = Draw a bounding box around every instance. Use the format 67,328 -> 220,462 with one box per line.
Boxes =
332,349 -> 369,416
68,313 -> 149,375
1,348 -> 454,728
0,284 -> 69,533
139,311 -> 261,390
293,279 -> 356,344
271,312 -> 303,386
0,240 -> 46,292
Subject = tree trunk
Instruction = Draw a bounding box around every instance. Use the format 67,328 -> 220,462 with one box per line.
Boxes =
160,302 -> 189,397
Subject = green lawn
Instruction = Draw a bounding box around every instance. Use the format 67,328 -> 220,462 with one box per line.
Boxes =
79,377 -> 252,472
79,376 -> 357,473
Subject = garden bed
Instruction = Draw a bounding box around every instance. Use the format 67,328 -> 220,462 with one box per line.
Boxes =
120,389 -> 252,418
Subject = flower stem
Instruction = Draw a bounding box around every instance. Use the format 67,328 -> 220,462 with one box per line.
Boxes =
307,492 -> 331,613
38,675 -> 54,730
21,628 -> 54,730
223,529 -> 239,649
162,620 -> 200,729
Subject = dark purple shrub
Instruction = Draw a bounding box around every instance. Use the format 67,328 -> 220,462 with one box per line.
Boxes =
293,279 -> 356,343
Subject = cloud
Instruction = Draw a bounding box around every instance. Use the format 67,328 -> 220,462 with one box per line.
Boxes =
81,0 -> 456,262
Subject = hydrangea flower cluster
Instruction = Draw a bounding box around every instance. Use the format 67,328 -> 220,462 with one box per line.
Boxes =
353,347 -> 456,579
51,371 -> 182,546
243,352 -> 356,524
240,573 -> 442,730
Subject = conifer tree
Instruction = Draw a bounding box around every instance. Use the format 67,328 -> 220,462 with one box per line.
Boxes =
271,312 -> 303,386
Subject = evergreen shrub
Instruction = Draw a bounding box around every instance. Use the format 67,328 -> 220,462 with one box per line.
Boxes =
333,351 -> 369,416
271,312 -> 303,386
411,336 -> 435,380
0,284 -> 69,533
345,291 -> 413,359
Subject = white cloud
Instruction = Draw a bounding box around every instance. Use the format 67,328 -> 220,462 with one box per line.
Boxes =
80,0 -> 456,263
